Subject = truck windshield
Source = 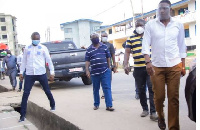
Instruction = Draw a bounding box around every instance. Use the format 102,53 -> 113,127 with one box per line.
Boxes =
43,42 -> 76,52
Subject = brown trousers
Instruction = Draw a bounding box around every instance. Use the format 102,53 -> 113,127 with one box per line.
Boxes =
151,63 -> 182,130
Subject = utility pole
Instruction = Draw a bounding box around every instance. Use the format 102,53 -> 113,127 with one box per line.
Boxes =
141,0 -> 144,19
45,27 -> 50,42
130,0 -> 135,29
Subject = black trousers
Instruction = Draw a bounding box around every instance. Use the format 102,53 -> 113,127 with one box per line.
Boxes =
133,67 -> 156,114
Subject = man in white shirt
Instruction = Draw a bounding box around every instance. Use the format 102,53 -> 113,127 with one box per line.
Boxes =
17,47 -> 25,92
19,32 -> 55,122
142,0 -> 186,130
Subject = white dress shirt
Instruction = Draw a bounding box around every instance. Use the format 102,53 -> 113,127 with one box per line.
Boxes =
20,43 -> 54,75
142,17 -> 187,67
17,53 -> 23,67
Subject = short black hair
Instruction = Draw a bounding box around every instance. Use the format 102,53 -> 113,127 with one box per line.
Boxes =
159,0 -> 171,7
31,32 -> 40,38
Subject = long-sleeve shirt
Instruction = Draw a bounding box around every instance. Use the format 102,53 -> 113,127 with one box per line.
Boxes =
3,55 -> 17,75
142,17 -> 187,67
20,43 -> 54,75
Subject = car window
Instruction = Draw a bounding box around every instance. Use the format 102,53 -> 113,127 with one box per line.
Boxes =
43,42 -> 76,52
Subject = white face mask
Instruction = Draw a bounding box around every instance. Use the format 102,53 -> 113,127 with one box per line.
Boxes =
7,54 -> 11,57
101,37 -> 108,42
136,27 -> 144,34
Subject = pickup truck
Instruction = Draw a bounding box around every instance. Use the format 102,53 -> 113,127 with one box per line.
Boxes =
42,41 -> 92,85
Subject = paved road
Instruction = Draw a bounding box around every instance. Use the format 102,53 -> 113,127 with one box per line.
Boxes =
26,70 -> 195,130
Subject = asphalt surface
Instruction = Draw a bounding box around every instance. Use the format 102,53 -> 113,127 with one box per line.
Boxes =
24,70 -> 196,130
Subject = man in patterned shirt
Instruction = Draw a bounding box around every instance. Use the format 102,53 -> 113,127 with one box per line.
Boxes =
124,19 -> 157,121
85,33 -> 114,111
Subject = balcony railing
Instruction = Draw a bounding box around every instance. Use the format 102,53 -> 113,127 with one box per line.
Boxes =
174,11 -> 196,24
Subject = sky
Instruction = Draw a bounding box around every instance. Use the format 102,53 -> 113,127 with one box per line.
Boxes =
0,0 -> 180,45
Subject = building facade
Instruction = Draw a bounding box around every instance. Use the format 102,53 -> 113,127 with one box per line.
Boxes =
0,13 -> 18,55
96,0 -> 196,51
60,19 -> 102,48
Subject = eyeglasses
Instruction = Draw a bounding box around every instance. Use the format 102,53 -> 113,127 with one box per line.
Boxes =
158,6 -> 170,10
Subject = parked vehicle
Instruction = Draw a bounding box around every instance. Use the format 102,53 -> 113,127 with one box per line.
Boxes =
42,41 -> 92,85
185,59 -> 196,122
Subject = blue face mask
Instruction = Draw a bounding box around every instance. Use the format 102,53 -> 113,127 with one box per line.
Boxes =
91,38 -> 99,45
32,40 -> 40,46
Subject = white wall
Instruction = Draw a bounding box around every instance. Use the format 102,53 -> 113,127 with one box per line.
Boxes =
188,0 -> 196,12
64,22 -> 80,47
62,20 -> 101,48
78,21 -> 90,48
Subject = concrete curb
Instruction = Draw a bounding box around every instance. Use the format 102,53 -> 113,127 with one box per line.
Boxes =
0,84 -> 11,93
26,101 -> 80,130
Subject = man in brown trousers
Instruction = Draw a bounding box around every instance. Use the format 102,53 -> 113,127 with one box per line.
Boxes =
142,0 -> 186,130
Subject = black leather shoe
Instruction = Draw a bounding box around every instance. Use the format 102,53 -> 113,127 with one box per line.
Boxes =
106,107 -> 115,111
158,118 -> 166,130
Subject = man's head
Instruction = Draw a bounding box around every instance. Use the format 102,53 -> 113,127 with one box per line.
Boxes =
158,0 -> 171,20
135,19 -> 146,35
90,33 -> 100,45
101,32 -> 108,43
31,32 -> 40,46
6,50 -> 11,57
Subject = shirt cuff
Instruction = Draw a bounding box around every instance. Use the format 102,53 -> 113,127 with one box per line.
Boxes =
142,50 -> 150,55
20,71 -> 24,74
180,53 -> 187,58
50,71 -> 55,75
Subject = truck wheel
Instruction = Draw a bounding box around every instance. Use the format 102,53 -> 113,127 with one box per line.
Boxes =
81,76 -> 92,85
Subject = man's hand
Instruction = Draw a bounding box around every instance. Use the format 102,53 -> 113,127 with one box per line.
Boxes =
19,74 -> 23,81
86,70 -> 90,78
146,62 -> 155,76
124,65 -> 130,75
113,67 -> 117,73
181,67 -> 186,76
49,75 -> 54,81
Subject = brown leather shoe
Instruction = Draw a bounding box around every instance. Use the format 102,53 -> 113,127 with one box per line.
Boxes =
106,107 -> 115,111
158,118 -> 166,130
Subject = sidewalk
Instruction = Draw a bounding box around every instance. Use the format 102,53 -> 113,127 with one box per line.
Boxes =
0,85 -> 38,130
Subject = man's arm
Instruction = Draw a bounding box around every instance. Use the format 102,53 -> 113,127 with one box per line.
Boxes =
178,23 -> 187,76
85,61 -> 90,78
17,55 -> 22,66
110,44 -> 117,73
107,58 -> 111,69
19,48 -> 27,81
124,48 -> 131,75
2,57 -> 6,69
142,22 -> 154,76
44,47 -> 55,81
85,51 -> 90,78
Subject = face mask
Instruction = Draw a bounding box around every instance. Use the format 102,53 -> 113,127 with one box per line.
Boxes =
7,54 -> 11,57
101,37 -> 108,42
91,38 -> 99,45
136,27 -> 144,34
32,40 -> 40,46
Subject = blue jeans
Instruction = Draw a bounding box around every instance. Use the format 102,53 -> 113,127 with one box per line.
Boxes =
20,74 -> 55,117
91,69 -> 113,107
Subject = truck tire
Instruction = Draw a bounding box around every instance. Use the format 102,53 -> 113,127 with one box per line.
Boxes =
81,76 -> 92,85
